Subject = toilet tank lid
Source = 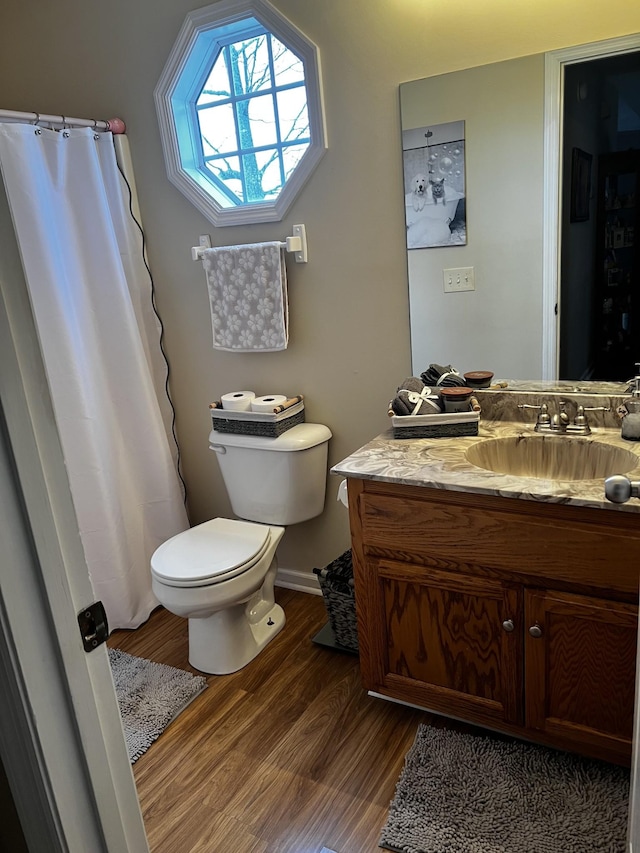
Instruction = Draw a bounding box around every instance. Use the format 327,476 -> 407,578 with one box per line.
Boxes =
209,423 -> 332,452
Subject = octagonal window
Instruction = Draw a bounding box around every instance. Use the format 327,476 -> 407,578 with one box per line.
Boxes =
155,0 -> 327,227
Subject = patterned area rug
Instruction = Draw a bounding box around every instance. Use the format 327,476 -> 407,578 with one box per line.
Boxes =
108,648 -> 207,763
379,724 -> 629,853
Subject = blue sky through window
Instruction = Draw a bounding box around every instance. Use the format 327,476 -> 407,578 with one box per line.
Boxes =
195,32 -> 310,204
155,0 -> 326,226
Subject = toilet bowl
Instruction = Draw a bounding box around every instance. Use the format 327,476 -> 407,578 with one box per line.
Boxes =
151,518 -> 285,674
150,423 -> 332,674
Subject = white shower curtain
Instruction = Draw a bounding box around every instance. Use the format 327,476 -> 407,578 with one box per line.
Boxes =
0,122 -> 189,629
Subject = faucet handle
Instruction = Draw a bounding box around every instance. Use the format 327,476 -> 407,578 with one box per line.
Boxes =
572,405 -> 591,433
573,404 -> 610,434
518,402 -> 550,427
581,405 -> 611,422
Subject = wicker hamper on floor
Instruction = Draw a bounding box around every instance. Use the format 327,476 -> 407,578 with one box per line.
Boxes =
313,550 -> 359,653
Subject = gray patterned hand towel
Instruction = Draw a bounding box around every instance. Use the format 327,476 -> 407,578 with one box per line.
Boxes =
203,243 -> 289,352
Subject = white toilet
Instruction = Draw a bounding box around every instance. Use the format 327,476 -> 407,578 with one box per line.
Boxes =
150,423 -> 332,674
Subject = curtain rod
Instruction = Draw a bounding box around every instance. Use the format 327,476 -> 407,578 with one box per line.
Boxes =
0,109 -> 126,133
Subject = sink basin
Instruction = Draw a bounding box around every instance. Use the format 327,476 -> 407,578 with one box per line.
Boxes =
464,435 -> 639,481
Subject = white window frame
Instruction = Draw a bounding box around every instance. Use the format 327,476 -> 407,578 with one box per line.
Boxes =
154,0 -> 327,227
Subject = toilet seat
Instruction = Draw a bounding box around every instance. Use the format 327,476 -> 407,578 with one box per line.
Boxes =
150,518 -> 272,588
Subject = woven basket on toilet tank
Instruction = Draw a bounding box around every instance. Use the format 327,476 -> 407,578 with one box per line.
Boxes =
209,398 -> 305,437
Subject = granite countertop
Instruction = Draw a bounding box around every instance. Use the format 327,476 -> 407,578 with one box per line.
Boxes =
331,417 -> 640,513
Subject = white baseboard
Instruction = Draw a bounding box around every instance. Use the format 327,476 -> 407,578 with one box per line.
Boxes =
275,567 -> 321,596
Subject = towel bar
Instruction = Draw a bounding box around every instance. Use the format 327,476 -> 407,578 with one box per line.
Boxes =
191,223 -> 308,263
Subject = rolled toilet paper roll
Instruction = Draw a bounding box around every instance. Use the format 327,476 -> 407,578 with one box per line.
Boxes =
251,394 -> 287,413
221,391 -> 256,411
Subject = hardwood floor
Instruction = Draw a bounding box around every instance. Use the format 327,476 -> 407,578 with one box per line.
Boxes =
108,588 -> 436,853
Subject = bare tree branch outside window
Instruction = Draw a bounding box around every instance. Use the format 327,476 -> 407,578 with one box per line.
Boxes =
197,33 -> 310,204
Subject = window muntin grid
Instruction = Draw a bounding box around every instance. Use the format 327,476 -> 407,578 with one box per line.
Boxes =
195,32 -> 310,205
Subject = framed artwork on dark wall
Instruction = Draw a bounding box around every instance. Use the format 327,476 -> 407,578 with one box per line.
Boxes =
570,147 -> 592,222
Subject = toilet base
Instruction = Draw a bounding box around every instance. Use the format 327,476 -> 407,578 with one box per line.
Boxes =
188,601 -> 285,674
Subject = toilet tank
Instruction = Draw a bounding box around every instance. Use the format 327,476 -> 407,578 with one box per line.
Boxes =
209,423 -> 332,525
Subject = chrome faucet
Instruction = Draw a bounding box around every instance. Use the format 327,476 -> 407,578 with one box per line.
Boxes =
550,400 -> 570,432
518,399 -> 610,435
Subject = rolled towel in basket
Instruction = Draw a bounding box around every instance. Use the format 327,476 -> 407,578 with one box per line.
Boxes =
420,363 -> 467,388
390,377 -> 441,416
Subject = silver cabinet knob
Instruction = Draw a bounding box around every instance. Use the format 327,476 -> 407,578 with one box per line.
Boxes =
529,624 -> 543,638
502,619 -> 515,633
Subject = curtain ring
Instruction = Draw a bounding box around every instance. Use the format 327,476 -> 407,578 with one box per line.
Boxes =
32,112 -> 40,126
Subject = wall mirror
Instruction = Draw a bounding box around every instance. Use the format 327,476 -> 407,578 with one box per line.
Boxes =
400,34 -> 640,386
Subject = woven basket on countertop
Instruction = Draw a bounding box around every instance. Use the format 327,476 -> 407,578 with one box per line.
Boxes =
391,410 -> 479,439
313,550 -> 359,653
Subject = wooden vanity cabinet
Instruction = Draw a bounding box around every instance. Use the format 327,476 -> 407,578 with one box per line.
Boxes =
347,477 -> 640,765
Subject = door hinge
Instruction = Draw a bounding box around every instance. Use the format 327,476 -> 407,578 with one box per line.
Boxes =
77,601 -> 109,652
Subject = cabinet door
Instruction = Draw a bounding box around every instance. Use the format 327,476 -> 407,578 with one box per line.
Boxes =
372,559 -> 522,728
525,589 -> 637,764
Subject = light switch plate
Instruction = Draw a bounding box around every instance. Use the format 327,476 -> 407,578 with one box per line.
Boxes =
443,267 -> 475,292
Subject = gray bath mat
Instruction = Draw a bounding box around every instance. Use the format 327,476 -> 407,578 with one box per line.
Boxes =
379,724 -> 629,853
108,648 -> 207,763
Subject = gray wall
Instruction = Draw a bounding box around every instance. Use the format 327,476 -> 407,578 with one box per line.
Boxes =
401,55 -> 545,380
0,0 -> 639,580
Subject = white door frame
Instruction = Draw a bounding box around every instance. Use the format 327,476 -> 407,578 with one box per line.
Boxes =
542,33 -> 640,379
542,33 -> 640,851
544,35 -> 640,849
0,204 -> 149,851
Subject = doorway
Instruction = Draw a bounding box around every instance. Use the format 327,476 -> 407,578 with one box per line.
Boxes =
559,50 -> 640,381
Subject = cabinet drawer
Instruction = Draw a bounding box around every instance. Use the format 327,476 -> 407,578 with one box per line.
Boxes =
356,484 -> 640,596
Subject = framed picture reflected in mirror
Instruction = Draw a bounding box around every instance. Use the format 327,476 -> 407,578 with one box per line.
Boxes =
570,147 -> 592,223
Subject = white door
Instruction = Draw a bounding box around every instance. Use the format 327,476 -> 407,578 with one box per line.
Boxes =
0,184 -> 148,852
